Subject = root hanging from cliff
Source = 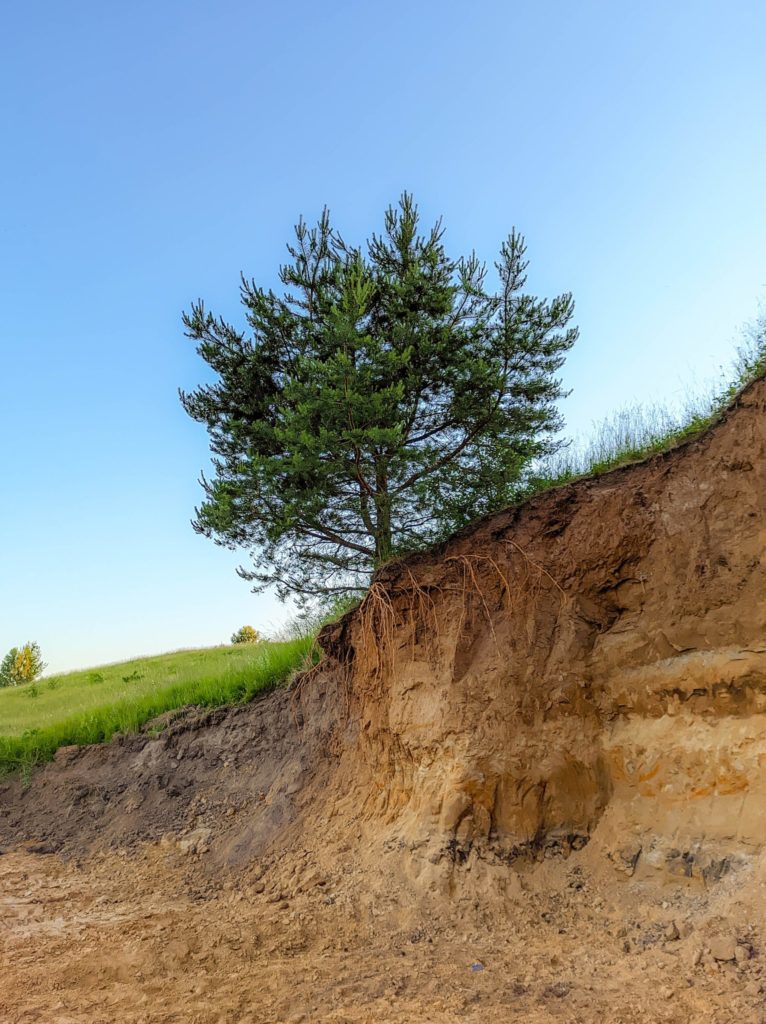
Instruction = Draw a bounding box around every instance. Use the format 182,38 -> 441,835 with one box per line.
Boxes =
445,553 -> 509,647
358,581 -> 398,681
354,542 -> 566,680
445,542 -> 566,647
357,571 -> 441,684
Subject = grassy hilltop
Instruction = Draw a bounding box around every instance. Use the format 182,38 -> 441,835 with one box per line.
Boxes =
0,638 -> 311,777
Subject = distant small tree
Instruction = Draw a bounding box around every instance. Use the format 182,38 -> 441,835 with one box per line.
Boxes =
231,625 -> 260,645
0,642 -> 47,687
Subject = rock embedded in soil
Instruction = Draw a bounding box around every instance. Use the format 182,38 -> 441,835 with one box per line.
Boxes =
709,934 -> 738,963
664,921 -> 680,942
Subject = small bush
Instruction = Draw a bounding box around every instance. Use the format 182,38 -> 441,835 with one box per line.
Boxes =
231,625 -> 260,645
0,642 -> 47,687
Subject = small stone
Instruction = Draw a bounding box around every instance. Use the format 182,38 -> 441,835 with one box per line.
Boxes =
664,921 -> 680,942
659,986 -> 674,1000
734,943 -> 750,965
688,946 -> 703,968
709,934 -> 737,962
542,981 -> 570,999
176,826 -> 212,856
613,842 -> 642,876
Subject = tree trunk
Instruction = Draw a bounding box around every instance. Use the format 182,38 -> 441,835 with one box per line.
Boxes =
374,465 -> 392,564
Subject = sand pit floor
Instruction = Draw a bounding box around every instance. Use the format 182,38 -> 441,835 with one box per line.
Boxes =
2,845 -> 765,1024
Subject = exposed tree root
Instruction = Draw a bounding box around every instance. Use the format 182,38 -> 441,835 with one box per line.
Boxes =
353,541 -> 566,676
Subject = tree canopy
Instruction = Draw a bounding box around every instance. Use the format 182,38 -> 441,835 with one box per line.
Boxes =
0,642 -> 46,687
180,194 -> 578,599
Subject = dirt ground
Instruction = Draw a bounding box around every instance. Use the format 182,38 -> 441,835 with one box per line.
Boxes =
3,836 -> 766,1024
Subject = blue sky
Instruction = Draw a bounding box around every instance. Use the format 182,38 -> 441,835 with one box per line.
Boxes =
1,0 -> 764,673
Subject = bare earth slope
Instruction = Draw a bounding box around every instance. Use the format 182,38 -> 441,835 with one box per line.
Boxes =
3,377 -> 766,1023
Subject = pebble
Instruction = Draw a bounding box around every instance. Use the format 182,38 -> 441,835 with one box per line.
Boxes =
734,944 -> 750,964
709,934 -> 737,963
542,981 -> 570,999
664,921 -> 680,942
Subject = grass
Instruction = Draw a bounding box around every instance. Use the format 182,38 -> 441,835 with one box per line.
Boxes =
526,312 -> 766,495
0,637 -> 313,778
531,398 -> 714,488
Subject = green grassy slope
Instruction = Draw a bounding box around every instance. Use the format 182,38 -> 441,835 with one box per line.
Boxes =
0,638 -> 312,776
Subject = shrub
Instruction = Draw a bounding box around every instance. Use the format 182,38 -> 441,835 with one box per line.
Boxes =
0,642 -> 47,687
231,625 -> 260,645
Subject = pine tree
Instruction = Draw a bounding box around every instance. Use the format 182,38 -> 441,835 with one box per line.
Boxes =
180,194 -> 578,599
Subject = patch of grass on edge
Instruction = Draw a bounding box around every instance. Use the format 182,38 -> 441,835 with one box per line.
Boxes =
0,636 -> 313,778
525,313 -> 766,498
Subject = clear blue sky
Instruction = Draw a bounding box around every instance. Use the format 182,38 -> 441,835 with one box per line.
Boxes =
1,0 -> 764,673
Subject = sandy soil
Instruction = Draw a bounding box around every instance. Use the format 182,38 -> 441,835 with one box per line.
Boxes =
3,838 -> 766,1024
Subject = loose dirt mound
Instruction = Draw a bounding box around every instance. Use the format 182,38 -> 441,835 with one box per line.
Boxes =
3,376 -> 766,1022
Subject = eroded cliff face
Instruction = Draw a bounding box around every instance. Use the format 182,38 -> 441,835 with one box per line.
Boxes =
2,378 -> 765,891
318,374 -> 766,881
